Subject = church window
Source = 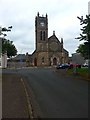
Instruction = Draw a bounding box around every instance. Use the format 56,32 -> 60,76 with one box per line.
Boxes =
40,31 -> 42,40
43,31 -> 45,41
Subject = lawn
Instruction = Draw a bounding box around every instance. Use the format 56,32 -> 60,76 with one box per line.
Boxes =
77,67 -> 88,73
67,67 -> 90,80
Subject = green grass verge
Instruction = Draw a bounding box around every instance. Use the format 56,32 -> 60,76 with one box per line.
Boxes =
67,67 -> 89,80
77,67 -> 88,73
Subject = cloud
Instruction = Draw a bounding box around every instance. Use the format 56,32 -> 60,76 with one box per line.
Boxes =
0,0 -> 89,56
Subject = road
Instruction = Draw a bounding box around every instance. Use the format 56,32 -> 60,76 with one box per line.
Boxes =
16,67 -> 88,118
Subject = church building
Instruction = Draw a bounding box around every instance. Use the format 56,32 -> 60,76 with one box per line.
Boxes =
27,12 -> 69,66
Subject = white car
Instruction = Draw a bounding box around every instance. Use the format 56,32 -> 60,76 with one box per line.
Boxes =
83,63 -> 88,67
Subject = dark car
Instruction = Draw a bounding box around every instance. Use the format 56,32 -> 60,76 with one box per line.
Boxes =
56,63 -> 70,69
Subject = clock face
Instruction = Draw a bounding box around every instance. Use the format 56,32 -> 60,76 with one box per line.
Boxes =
50,42 -> 58,51
40,22 -> 45,27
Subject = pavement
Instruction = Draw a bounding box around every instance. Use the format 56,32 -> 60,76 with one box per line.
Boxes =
2,72 -> 30,119
0,70 -> 2,120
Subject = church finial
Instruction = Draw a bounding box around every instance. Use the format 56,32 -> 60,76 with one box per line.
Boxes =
53,31 -> 55,35
61,38 -> 63,43
37,12 -> 39,17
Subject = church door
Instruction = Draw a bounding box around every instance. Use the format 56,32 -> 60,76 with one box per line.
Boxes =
34,58 -> 37,66
53,58 -> 57,65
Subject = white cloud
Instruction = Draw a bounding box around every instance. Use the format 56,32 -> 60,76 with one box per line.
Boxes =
0,0 -> 89,56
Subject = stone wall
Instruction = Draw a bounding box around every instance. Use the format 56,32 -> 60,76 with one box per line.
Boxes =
7,62 -> 27,68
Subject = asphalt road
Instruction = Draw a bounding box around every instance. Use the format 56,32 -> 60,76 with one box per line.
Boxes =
16,67 -> 88,118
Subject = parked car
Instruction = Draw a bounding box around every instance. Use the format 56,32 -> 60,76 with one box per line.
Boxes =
82,63 -> 88,67
69,63 -> 81,69
56,63 -> 70,69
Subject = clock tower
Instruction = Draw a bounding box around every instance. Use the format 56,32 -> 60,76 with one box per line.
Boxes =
35,12 -> 48,52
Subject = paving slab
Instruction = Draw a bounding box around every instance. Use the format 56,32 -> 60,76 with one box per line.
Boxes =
2,73 -> 29,119
0,71 -> 2,120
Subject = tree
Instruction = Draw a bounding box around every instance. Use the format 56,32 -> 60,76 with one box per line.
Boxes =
76,14 -> 90,79
0,26 -> 17,58
2,38 -> 17,58
76,43 -> 88,59
76,15 -> 90,59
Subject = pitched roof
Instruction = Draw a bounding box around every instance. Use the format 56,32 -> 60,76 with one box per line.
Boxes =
12,54 -> 26,60
48,31 -> 60,43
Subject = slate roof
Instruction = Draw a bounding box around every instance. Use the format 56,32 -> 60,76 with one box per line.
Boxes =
13,54 -> 26,60
8,54 -> 26,61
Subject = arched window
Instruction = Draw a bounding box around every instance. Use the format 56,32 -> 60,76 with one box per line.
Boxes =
43,31 -> 45,41
40,31 -> 45,41
34,58 -> 37,66
53,58 -> 57,65
40,31 -> 42,40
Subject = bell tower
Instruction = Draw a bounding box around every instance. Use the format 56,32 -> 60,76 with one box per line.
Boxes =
35,12 -> 48,52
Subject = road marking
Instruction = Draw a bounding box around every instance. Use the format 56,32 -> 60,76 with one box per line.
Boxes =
21,78 -> 34,119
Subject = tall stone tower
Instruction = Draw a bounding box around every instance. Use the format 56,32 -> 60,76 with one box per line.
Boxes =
34,12 -> 49,66
35,12 -> 48,52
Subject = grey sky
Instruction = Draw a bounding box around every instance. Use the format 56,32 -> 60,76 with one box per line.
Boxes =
0,0 -> 89,56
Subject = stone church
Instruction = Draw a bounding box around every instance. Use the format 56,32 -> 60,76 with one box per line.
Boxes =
26,12 -> 69,66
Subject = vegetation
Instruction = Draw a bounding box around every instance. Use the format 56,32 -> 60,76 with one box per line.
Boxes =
2,38 -> 17,58
76,15 -> 90,59
67,67 -> 89,80
0,26 -> 17,58
76,43 -> 88,59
